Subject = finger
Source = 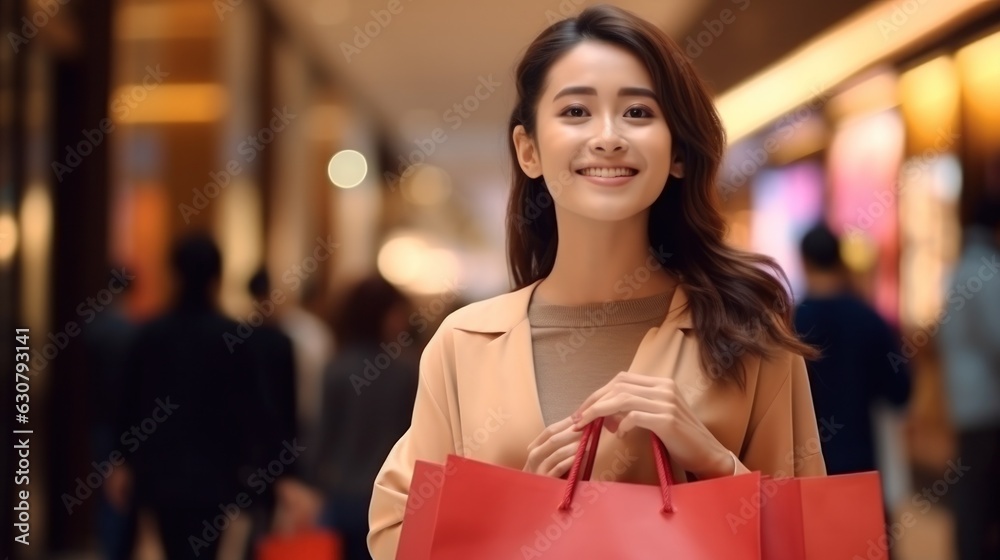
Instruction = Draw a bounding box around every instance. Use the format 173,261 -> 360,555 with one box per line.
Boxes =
527,416 -> 575,450
603,412 -> 627,433
525,425 -> 584,472
614,410 -> 658,439
605,381 -> 671,403
537,442 -> 579,476
532,425 -> 584,463
576,393 -> 660,428
572,373 -> 672,425
572,378 -> 618,424
580,381 -> 678,429
572,369 -> 653,419
546,453 -> 578,479
614,372 -> 672,389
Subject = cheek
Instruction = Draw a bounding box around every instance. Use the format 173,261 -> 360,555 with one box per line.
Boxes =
538,125 -> 581,156
635,125 -> 672,153
640,129 -> 674,174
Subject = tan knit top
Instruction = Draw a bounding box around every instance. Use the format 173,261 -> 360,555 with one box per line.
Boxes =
527,289 -> 675,426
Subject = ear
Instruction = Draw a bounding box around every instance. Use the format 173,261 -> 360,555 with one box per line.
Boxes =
512,125 -> 542,179
669,155 -> 684,179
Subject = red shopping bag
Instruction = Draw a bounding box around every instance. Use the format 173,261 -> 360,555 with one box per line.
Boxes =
398,418 -> 763,560
395,460 -> 447,560
256,529 -> 342,560
761,471 -> 887,559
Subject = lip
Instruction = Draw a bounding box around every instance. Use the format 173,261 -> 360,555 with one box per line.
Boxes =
575,168 -> 638,187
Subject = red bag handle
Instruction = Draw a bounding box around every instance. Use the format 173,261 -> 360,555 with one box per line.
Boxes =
558,417 -> 676,513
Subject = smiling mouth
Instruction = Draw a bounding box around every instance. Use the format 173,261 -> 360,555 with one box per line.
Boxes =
576,167 -> 638,178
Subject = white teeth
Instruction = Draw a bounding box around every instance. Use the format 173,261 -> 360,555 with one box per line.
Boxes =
578,167 -> 637,178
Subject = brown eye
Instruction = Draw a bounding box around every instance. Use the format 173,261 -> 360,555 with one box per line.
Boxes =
562,106 -> 588,118
626,107 -> 651,118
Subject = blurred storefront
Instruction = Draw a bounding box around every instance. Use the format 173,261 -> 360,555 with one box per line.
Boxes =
715,2 -> 1000,546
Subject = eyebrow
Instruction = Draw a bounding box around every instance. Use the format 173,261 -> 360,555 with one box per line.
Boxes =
552,86 -> 657,101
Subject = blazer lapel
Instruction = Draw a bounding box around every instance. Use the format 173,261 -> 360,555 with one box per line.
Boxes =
451,281 -> 546,468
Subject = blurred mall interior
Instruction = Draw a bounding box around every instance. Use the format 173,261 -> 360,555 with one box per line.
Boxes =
2,0 -> 1000,558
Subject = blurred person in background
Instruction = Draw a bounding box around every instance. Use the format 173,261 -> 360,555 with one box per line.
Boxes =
312,275 -> 420,560
243,268 -> 307,540
794,222 -> 911,476
277,276 -> 336,465
83,266 -> 138,560
938,198 -> 1000,560
110,233 -> 269,559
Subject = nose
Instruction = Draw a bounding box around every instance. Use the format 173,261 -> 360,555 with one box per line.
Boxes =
589,121 -> 628,153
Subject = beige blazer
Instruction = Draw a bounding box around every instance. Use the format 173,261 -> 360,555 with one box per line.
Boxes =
368,280 -> 827,559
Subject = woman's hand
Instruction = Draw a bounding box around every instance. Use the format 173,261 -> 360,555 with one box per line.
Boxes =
571,372 -> 735,479
523,416 -> 585,477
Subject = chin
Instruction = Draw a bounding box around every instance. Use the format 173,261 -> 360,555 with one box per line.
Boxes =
557,187 -> 662,223
556,198 -> 654,223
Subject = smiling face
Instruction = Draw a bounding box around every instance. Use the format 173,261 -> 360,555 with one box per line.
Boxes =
513,40 -> 683,223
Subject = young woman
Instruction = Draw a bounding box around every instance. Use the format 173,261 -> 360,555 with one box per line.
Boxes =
368,5 -> 826,558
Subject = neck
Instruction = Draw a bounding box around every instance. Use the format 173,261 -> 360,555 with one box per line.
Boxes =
176,286 -> 216,310
534,209 -> 676,305
806,270 -> 845,298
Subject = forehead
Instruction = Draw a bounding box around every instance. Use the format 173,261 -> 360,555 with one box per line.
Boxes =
541,40 -> 654,96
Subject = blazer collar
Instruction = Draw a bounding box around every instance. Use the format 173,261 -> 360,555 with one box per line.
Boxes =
451,279 -> 695,334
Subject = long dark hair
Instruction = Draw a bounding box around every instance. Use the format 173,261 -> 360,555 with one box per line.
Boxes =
506,4 -> 816,386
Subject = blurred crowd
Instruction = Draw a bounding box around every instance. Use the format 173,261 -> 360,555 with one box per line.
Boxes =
81,233 -> 433,560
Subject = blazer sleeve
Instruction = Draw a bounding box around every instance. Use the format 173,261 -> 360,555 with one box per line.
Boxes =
734,352 -> 827,478
368,326 -> 457,560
